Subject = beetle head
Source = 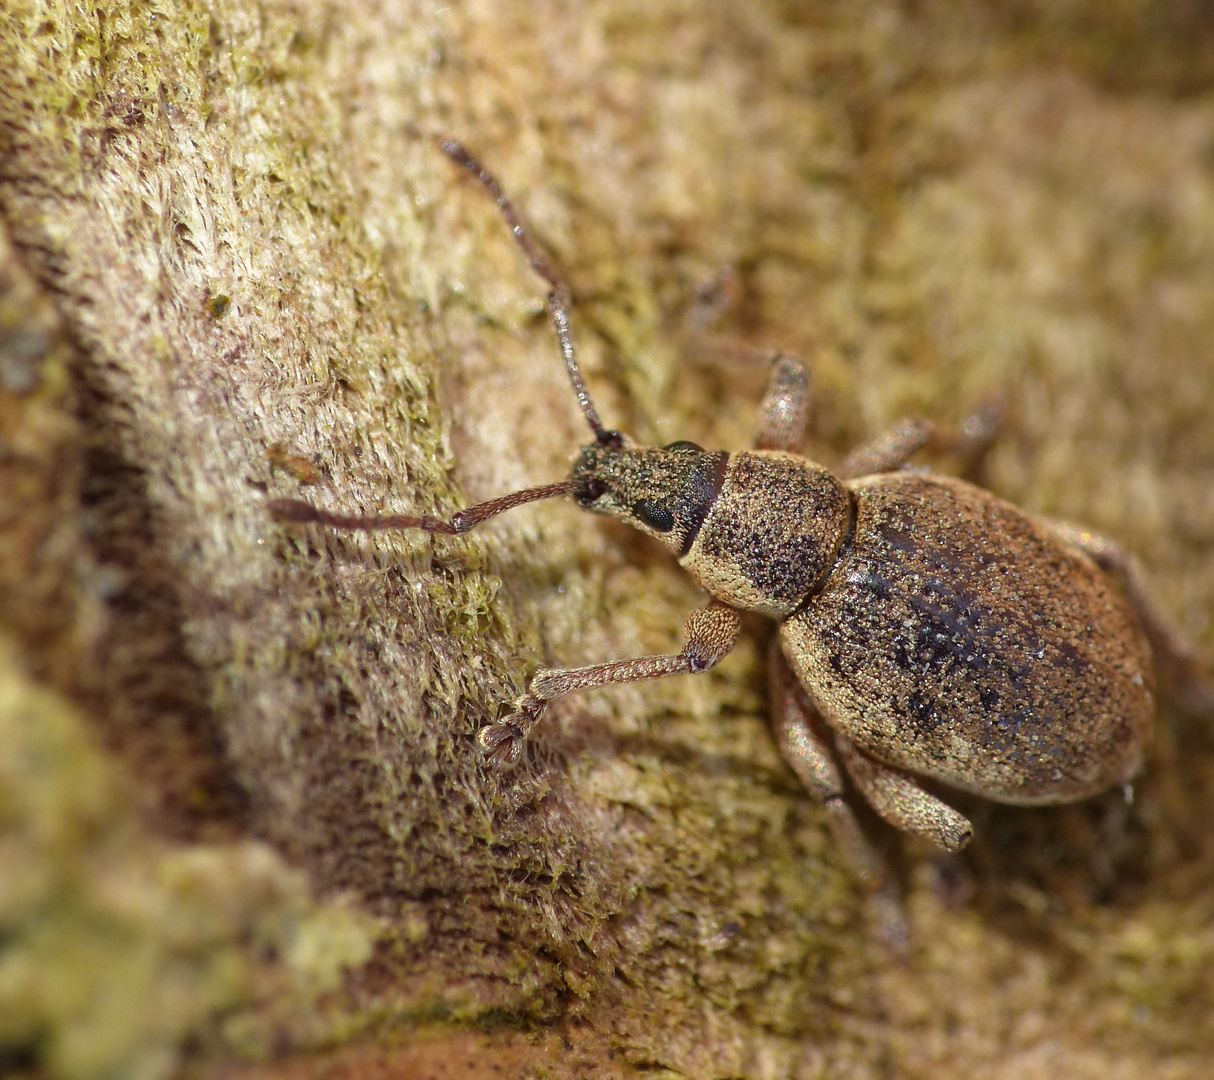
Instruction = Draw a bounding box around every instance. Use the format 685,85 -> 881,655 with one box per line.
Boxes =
570,436 -> 728,557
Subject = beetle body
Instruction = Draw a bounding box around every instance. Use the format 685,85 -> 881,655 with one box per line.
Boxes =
571,442 -> 1154,808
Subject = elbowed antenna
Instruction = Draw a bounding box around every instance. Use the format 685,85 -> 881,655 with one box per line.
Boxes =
267,480 -> 574,536
439,138 -> 621,448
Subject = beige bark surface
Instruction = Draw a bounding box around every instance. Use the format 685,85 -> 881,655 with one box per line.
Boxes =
3,2 -> 1214,1078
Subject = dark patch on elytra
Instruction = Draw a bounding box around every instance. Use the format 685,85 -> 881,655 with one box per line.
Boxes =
903,687 -> 939,732
850,569 -> 892,601
810,475 -> 1124,779
876,569 -> 996,682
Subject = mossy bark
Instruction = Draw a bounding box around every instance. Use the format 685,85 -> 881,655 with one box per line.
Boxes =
3,2 -> 1214,1078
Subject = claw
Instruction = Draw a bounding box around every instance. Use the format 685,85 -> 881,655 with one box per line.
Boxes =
477,696 -> 547,766
478,720 -> 526,765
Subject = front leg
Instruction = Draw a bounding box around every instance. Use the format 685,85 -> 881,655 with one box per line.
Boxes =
480,602 -> 743,764
755,354 -> 812,453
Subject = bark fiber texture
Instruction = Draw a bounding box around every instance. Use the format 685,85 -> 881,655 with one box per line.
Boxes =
3,2 -> 1214,1078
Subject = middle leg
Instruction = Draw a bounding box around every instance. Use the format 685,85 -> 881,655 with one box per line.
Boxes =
838,404 -> 1002,481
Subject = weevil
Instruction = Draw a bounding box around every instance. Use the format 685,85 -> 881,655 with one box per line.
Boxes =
270,140 -> 1213,903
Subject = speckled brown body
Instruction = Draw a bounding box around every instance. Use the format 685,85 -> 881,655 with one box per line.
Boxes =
558,441 -> 1157,827
777,472 -> 1154,804
659,451 -> 1156,808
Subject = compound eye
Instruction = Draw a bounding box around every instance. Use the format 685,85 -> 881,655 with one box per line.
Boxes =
576,478 -> 608,505
663,440 -> 703,453
632,498 -> 675,533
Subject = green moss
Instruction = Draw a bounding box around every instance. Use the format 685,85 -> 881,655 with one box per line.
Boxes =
0,640 -> 382,1080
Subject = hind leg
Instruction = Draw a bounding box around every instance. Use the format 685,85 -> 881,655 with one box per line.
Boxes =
769,644 -> 909,948
832,738 -> 973,853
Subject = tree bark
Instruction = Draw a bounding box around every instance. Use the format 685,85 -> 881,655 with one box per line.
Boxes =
3,2 -> 1214,1077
